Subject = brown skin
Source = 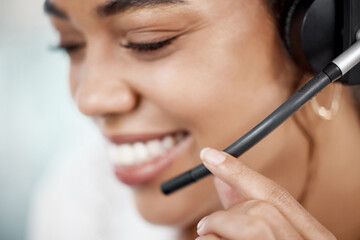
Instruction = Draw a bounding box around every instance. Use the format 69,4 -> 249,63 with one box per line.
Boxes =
48,0 -> 360,239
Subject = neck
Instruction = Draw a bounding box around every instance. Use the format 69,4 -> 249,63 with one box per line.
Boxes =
302,86 -> 360,240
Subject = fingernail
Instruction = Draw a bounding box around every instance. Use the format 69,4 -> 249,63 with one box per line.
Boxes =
200,147 -> 226,166
197,216 -> 207,235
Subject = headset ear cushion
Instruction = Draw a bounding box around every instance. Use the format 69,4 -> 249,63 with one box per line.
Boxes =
281,0 -> 338,73
282,0 -> 303,57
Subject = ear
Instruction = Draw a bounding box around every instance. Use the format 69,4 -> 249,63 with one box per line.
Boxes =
213,177 -> 247,209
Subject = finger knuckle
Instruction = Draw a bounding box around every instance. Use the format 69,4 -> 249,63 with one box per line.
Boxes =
229,201 -> 248,212
242,217 -> 275,240
266,184 -> 292,206
206,210 -> 228,225
247,200 -> 277,216
228,165 -> 247,180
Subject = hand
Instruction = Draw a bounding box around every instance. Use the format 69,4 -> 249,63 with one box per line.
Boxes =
196,147 -> 336,240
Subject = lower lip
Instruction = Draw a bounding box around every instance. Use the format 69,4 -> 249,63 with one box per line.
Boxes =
113,134 -> 194,186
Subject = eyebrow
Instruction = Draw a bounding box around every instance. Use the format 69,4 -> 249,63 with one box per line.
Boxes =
44,0 -> 68,20
97,0 -> 186,18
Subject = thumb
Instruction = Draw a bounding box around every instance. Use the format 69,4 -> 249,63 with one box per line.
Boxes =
213,177 -> 247,209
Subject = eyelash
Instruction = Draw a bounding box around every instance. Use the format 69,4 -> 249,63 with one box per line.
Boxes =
54,36 -> 177,54
54,43 -> 85,54
121,36 -> 177,52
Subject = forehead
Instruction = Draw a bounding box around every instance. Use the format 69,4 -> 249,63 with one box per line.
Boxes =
45,0 -> 188,20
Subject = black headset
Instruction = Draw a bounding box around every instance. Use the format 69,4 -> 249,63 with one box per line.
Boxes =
281,0 -> 360,85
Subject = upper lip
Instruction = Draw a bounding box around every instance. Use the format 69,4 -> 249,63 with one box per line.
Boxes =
106,130 -> 185,145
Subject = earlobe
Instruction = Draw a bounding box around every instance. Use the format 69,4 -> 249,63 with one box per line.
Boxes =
295,77 -> 343,129
310,83 -> 342,121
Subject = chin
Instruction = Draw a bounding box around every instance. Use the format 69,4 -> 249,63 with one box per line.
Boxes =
132,176 -> 221,228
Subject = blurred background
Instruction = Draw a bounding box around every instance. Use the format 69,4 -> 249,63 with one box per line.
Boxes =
0,0 -> 99,239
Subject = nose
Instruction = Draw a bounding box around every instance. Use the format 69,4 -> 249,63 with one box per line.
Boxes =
73,48 -> 138,118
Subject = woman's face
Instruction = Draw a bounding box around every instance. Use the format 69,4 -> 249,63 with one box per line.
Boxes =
48,0 -> 307,228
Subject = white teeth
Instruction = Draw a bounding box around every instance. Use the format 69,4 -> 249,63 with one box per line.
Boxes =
147,140 -> 166,158
106,132 -> 188,167
108,144 -> 120,163
133,142 -> 149,164
117,144 -> 135,166
162,136 -> 175,150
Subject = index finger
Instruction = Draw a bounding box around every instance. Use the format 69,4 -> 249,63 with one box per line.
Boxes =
200,147 -> 336,240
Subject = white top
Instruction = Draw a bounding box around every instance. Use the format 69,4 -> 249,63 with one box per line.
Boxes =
27,141 -> 176,240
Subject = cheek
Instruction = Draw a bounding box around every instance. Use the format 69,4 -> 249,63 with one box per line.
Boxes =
128,31 -> 293,183
134,44 -> 289,149
135,21 -> 286,142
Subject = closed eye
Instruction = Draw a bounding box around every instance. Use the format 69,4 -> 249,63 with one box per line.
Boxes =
121,36 -> 177,52
52,43 -> 85,54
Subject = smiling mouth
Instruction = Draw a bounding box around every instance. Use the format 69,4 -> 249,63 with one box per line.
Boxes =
104,130 -> 193,186
105,130 -> 190,167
